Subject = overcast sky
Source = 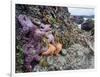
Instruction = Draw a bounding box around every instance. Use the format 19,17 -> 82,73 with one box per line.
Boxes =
68,7 -> 94,16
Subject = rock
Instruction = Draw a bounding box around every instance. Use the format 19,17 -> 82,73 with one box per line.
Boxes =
61,49 -> 67,56
57,55 -> 66,66
39,58 -> 48,67
33,44 -> 94,71
33,65 -> 41,72
48,66 -> 55,71
33,65 -> 48,72
16,4 -> 94,72
81,19 -> 94,31
47,55 -> 67,70
70,16 -> 84,24
64,44 -> 94,69
47,56 -> 54,65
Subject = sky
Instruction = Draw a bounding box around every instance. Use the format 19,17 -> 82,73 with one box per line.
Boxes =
68,7 -> 94,16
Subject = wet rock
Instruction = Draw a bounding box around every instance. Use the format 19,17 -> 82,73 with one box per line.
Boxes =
47,55 -> 67,70
47,56 -> 54,65
70,16 -> 84,24
48,66 -> 55,71
33,65 -> 41,72
57,55 -> 66,65
33,65 -> 48,72
32,44 -> 94,71
81,19 -> 94,31
53,56 -> 66,70
39,58 -> 48,67
16,4 -> 94,72
61,49 -> 67,56
64,44 -> 94,69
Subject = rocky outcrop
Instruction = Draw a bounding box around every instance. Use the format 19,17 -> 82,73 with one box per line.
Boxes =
16,4 -> 94,73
